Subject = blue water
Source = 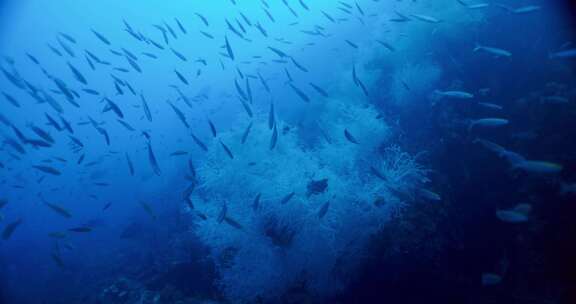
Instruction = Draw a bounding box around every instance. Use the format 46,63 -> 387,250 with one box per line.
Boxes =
1,1 -> 575,303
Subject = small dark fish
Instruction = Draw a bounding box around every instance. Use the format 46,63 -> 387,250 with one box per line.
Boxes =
239,98 -> 253,118
268,102 -> 275,129
141,93 -> 152,121
289,83 -> 310,103
59,32 -> 77,44
174,70 -> 189,85
344,129 -> 359,144
140,201 -> 157,219
147,142 -> 162,176
252,193 -> 261,211
280,192 -> 295,204
126,57 -> 141,73
102,202 -> 112,211
224,217 -> 243,230
66,62 -> 87,85
270,125 -> 278,150
167,101 -> 189,128
82,88 -> 99,95
234,78 -> 248,100
68,226 -> 92,233
103,97 -> 124,118
190,133 -> 208,152
200,31 -> 214,39
91,29 -> 111,45
208,120 -> 217,137
44,202 -> 72,218
171,48 -> 187,61
2,219 -> 23,240
2,92 -> 20,108
241,122 -> 252,144
77,154 -> 85,164
175,18 -> 187,34
217,202 -> 227,223
290,57 -> 308,72
345,40 -> 359,49
309,83 -> 329,98
224,36 -> 234,60
318,202 -> 330,219
195,13 -> 209,27
220,140 -> 234,159
51,253 -> 65,269
299,0 -> 309,10
258,71 -> 270,93
33,165 -> 61,176
117,119 -> 135,132
126,153 -> 134,176
268,46 -> 289,58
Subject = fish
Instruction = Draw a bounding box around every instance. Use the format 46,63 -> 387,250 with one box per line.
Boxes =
252,193 -> 261,211
434,90 -> 474,99
33,165 -> 61,176
44,202 -> 72,218
234,78 -> 248,100
410,14 -> 441,23
2,92 -> 20,107
167,101 -> 190,128
318,202 -> 330,219
549,48 -> 576,59
68,226 -> 92,233
91,29 -> 111,45
290,57 -> 308,72
190,133 -> 208,152
224,217 -> 243,230
146,142 -> 162,176
512,160 -> 563,174
126,153 -> 135,176
289,83 -> 310,103
496,210 -> 528,223
224,36 -> 234,60
51,253 -> 65,269
309,83 -> 329,98
258,72 -> 270,92
171,48 -> 188,62
220,140 -> 234,159
2,219 -> 23,240
175,18 -> 187,34
139,201 -> 157,220
239,98 -> 253,118
140,93 -> 152,121
194,13 -> 209,27
345,40 -> 359,49
117,119 -> 135,132
376,40 -> 396,52
268,46 -> 289,58
418,189 -> 442,201
208,120 -> 217,137
103,97 -> 124,118
268,102 -> 275,129
473,44 -> 512,57
270,125 -> 278,150
126,57 -> 141,73
344,129 -> 359,144
174,70 -> 189,85
280,192 -> 296,204
217,202 -> 227,223
478,102 -> 503,110
482,273 -> 502,286
241,122 -> 252,144
469,118 -> 509,131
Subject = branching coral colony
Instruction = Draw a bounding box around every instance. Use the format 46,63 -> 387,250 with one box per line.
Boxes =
184,91 -> 429,302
